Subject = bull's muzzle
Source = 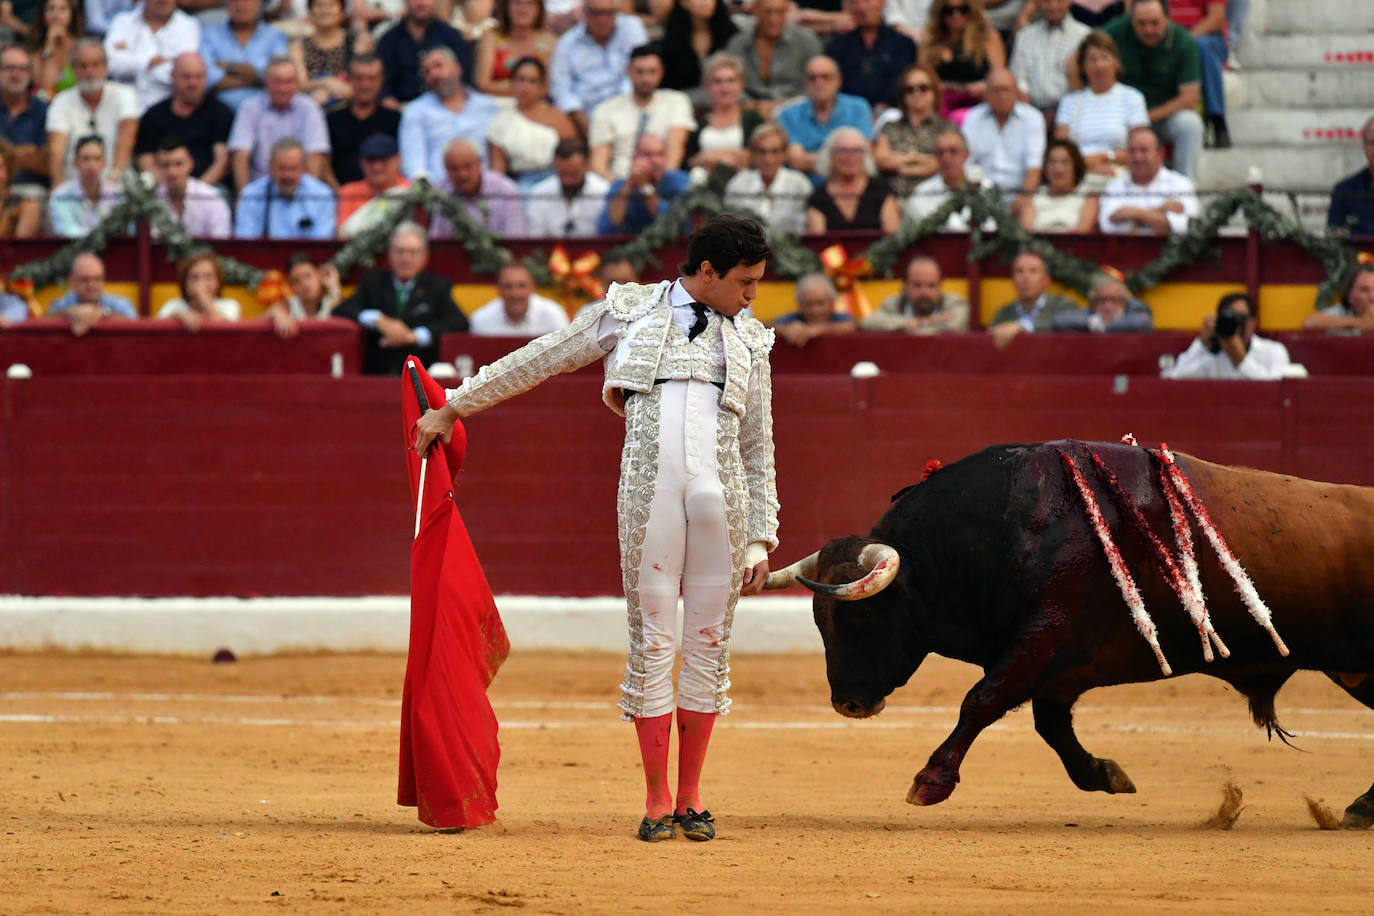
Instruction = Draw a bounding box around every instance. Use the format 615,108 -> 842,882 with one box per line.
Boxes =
833,697 -> 886,719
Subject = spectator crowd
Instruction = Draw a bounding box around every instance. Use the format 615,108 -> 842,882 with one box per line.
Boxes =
0,0 -> 1367,383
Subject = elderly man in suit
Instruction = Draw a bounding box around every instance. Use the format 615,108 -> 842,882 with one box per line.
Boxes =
333,221 -> 469,374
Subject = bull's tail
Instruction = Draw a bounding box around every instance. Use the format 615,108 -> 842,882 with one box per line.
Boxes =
1224,672 -> 1304,750
1250,696 -> 1301,749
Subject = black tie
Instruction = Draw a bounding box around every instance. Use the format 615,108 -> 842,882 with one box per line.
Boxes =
687,302 -> 709,341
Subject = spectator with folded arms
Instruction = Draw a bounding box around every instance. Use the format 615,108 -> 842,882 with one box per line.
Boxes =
45,251 -> 137,335
769,272 -> 855,347
873,63 -> 953,199
1098,124 -> 1196,235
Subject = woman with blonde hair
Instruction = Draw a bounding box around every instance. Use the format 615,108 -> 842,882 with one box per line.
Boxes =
158,252 -> 240,332
873,62 -> 954,198
685,53 -> 763,176
919,0 -> 1004,123
805,126 -> 900,233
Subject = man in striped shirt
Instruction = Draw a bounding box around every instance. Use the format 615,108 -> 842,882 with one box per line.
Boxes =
1009,0 -> 1090,117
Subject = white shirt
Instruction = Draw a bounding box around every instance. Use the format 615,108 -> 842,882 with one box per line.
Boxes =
587,90 -> 695,180
1166,336 -> 1292,381
1009,15 -> 1092,109
905,171 -> 996,231
468,294 -> 570,337
1098,166 -> 1198,235
525,171 -> 610,237
961,101 -> 1046,192
103,5 -> 202,112
724,167 -> 811,236
1055,83 -> 1149,157
883,0 -> 928,33
156,296 -> 242,320
44,82 -> 139,184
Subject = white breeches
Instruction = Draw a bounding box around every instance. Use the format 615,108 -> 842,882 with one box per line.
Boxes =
617,380 -> 743,719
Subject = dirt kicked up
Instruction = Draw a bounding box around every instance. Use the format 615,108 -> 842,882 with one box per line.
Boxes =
4,650 -> 1374,914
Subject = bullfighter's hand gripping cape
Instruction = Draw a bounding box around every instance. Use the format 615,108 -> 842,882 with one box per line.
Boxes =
398,359 -> 510,829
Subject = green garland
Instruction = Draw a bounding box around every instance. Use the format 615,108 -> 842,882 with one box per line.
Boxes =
8,171 -> 1362,310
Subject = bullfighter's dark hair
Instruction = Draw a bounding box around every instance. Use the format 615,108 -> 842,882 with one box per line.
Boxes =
680,214 -> 771,277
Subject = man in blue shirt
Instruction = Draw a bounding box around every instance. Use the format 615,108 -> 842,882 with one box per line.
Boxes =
548,0 -> 648,136
233,137 -> 336,238
199,0 -> 288,111
776,54 -> 873,176
376,0 -> 471,103
0,46 -> 50,190
598,132 -> 689,234
46,252 -> 139,335
398,46 -> 496,180
824,0 -> 916,111
1328,117 -> 1374,237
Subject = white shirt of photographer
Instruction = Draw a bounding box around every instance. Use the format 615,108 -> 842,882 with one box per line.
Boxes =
1165,335 -> 1292,381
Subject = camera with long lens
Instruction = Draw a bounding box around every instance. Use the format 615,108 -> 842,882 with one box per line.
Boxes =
1208,305 -> 1245,353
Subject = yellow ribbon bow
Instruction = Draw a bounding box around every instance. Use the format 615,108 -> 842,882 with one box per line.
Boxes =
819,244 -> 874,319
548,246 -> 604,311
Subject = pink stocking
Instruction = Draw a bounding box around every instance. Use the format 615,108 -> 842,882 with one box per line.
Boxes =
634,713 -> 674,818
674,708 -> 716,814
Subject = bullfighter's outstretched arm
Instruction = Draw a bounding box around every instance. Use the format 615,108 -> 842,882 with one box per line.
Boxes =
413,303 -> 615,453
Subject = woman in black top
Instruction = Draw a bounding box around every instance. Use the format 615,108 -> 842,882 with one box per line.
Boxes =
805,127 -> 901,233
659,0 -> 738,105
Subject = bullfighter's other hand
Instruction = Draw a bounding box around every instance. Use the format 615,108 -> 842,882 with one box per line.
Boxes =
740,557 -> 770,596
415,403 -> 459,454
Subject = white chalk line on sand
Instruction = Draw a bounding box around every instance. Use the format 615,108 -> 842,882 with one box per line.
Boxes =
3,711 -> 1374,742
1,691 -> 1369,720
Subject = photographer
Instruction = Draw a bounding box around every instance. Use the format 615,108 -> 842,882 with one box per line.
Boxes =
1165,292 -> 1292,380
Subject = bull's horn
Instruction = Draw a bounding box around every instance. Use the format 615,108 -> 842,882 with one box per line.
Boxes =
762,551 -> 820,590
796,543 -> 900,601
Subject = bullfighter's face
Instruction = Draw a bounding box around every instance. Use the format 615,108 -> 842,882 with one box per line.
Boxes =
697,259 -> 765,317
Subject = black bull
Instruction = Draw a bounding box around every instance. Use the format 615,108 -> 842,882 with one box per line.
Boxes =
764,439 -> 1374,826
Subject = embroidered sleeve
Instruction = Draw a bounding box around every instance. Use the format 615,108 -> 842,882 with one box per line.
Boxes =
740,350 -> 780,551
445,303 -> 613,417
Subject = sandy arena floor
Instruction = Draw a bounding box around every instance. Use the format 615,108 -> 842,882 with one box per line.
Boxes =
3,649 -> 1374,914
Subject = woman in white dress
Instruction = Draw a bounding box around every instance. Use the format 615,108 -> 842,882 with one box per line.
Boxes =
723,123 -> 812,235
1021,138 -> 1099,233
157,253 -> 240,332
486,56 -> 577,190
685,53 -> 762,183
1054,30 -> 1148,188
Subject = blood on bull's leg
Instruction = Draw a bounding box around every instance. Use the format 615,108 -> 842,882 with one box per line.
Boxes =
1031,697 -> 1136,794
909,608 -> 1072,806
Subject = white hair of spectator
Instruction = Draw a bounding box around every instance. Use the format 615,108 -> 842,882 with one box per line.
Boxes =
815,127 -> 876,178
270,137 -> 305,160
442,136 -> 482,159
74,37 -> 106,62
1090,273 -> 1128,300
423,46 -> 459,65
748,121 -> 790,151
701,51 -> 745,83
391,221 -> 429,251
795,272 -> 837,305
265,55 -> 297,76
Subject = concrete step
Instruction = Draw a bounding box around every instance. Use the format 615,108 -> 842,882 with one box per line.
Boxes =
1238,34 -> 1374,70
1262,2 -> 1374,36
1225,69 -> 1374,110
1195,145 -> 1366,193
1228,108 -> 1374,147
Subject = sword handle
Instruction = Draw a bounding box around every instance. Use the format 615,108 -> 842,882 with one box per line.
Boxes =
408,361 -> 435,457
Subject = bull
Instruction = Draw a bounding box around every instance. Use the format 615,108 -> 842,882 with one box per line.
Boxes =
764,439 -> 1374,826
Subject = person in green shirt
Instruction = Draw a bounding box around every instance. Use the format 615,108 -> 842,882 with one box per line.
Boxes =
1104,0 -> 1202,181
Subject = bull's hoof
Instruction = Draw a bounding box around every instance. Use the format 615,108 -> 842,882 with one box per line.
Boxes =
1341,795 -> 1374,829
1098,758 -> 1137,795
907,766 -> 959,806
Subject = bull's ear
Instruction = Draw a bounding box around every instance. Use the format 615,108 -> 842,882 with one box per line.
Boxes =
797,543 -> 900,602
763,551 -> 819,590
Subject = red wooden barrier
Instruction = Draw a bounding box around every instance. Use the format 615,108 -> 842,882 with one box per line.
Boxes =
5,373 -> 1374,598
0,318 -> 363,375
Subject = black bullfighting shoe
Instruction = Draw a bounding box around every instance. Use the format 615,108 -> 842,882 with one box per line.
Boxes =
637,814 -> 676,842
673,809 -> 715,841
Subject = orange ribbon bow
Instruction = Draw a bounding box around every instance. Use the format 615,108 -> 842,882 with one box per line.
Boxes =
256,269 -> 287,308
548,246 -> 604,311
4,275 -> 36,317
819,244 -> 874,319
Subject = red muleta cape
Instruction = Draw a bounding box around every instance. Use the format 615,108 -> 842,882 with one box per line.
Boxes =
398,359 -> 510,829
